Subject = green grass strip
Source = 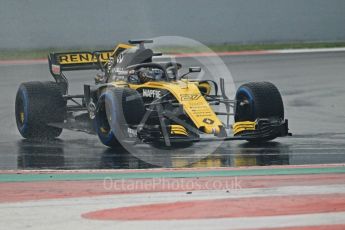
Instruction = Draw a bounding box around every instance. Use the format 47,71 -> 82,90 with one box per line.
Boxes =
208,41 -> 345,52
0,166 -> 344,182
1,41 -> 345,60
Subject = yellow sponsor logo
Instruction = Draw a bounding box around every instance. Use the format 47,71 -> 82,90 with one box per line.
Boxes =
180,94 -> 201,101
57,51 -> 112,65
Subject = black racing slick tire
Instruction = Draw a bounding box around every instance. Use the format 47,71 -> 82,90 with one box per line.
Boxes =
114,87 -> 146,126
94,101 -> 119,148
234,82 -> 284,143
94,87 -> 145,148
15,81 -> 66,139
235,82 -> 284,122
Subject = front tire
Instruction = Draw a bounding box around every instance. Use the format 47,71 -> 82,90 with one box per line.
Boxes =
234,82 -> 284,142
15,81 -> 66,139
94,87 -> 145,148
94,94 -> 119,148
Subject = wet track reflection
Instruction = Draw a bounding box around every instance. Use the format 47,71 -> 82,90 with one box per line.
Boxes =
2,52 -> 345,169
15,138 -> 292,169
10,131 -> 345,169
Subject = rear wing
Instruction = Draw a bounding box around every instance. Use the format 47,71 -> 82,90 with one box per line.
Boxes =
48,43 -> 133,94
48,43 -> 133,76
48,50 -> 112,73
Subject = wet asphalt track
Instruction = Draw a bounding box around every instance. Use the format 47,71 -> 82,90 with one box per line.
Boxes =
1,52 -> 345,169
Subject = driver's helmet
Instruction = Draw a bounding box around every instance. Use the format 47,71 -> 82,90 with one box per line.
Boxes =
138,68 -> 164,83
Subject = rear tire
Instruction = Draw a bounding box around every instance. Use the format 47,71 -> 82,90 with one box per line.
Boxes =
15,81 -> 66,139
234,82 -> 284,142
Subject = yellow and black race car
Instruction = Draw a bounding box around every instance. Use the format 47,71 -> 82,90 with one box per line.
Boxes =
15,39 -> 290,148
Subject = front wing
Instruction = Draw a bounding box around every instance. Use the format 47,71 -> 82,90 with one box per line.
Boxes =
143,118 -> 290,144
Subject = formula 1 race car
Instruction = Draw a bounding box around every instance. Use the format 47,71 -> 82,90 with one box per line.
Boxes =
15,39 -> 290,147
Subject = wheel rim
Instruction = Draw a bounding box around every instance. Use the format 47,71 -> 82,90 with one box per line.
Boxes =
16,97 -> 25,126
15,88 -> 28,132
97,102 -> 111,134
235,87 -> 255,121
95,94 -> 116,145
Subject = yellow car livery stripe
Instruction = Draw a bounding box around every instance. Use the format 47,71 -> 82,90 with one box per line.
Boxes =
170,125 -> 188,136
232,121 -> 256,135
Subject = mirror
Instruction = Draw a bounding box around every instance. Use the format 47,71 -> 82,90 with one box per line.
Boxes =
189,66 -> 201,73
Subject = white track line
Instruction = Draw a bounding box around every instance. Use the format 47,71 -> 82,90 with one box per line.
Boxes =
271,47 -> 345,54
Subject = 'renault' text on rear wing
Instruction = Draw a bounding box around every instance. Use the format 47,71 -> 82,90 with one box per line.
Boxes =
47,44 -> 133,94
48,43 -> 133,76
48,50 -> 113,74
